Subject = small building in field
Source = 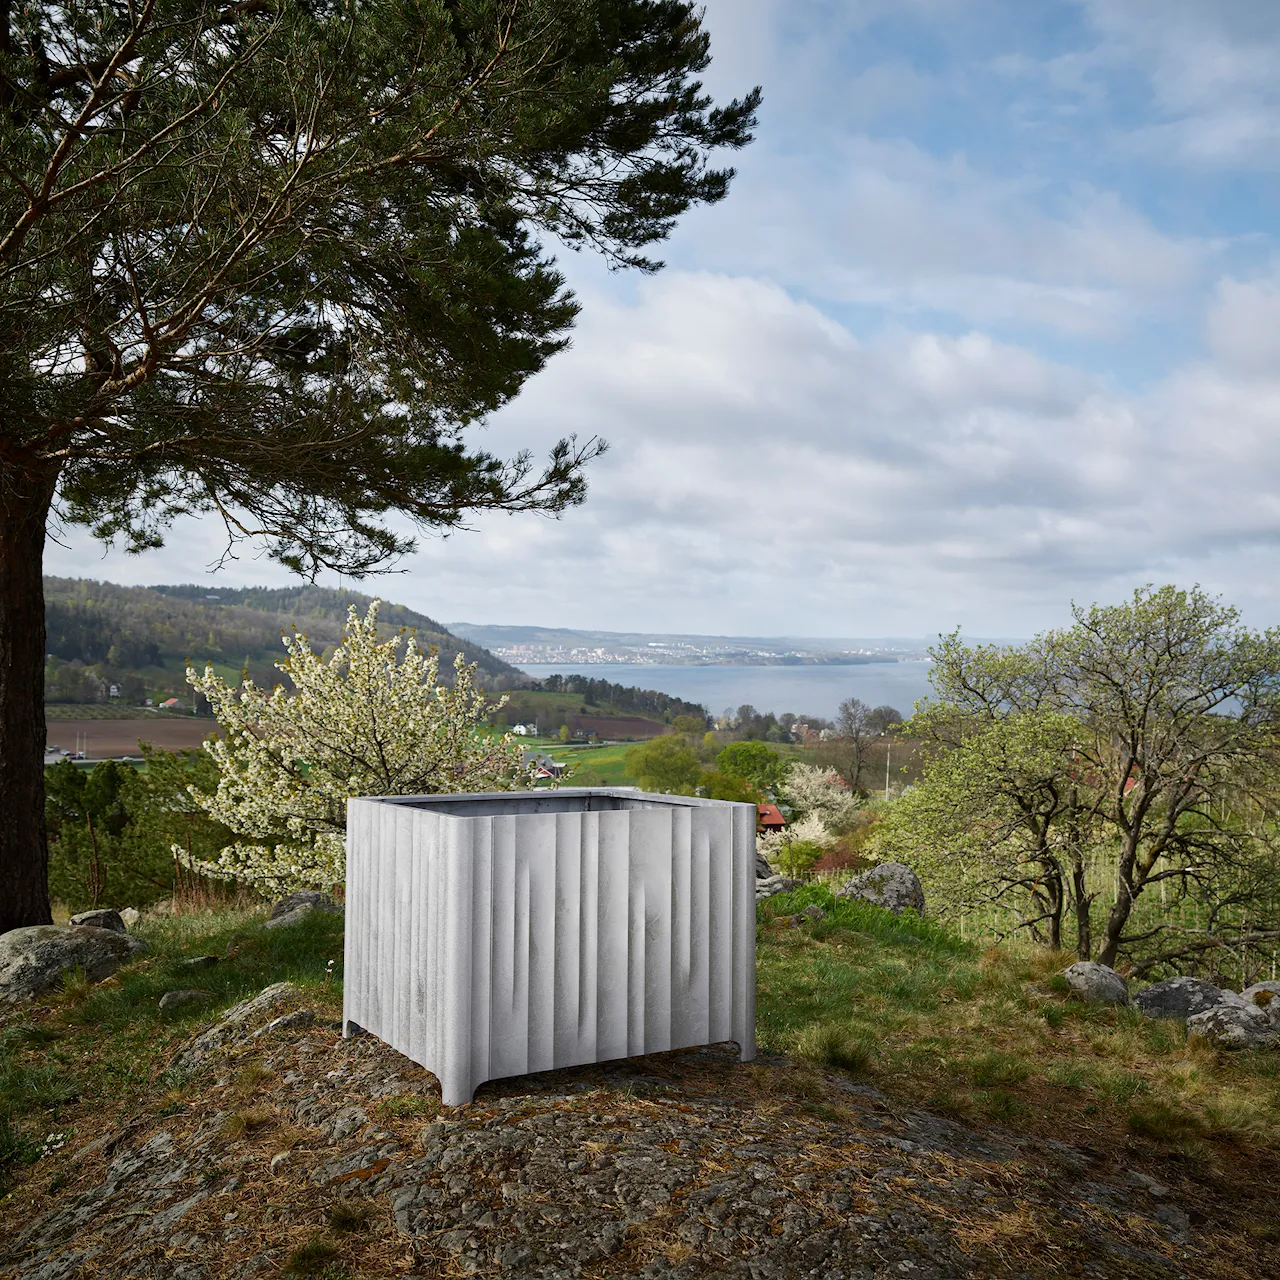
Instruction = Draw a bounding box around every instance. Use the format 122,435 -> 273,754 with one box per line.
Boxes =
757,803 -> 786,834
159,697 -> 182,710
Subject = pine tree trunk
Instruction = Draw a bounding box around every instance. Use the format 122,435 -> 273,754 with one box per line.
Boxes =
0,452 -> 56,933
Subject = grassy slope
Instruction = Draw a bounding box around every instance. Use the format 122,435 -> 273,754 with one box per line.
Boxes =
0,909 -> 344,1176
758,886 -> 1280,1171
5,895 -> 1279,1196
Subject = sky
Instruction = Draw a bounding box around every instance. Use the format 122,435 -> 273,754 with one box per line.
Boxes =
45,0 -> 1280,638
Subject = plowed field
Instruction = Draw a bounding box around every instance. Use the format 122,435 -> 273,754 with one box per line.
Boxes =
45,718 -> 216,759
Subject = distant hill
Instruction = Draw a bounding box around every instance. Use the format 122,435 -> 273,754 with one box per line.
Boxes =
43,578 -> 519,708
448,622 -> 924,664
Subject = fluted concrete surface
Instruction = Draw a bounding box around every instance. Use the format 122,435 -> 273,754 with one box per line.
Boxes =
344,790 -> 757,1105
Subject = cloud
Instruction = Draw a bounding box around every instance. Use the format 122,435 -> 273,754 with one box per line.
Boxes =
1076,1 -> 1280,167
44,267 -> 1280,635
40,3 -> 1280,640
1206,275 -> 1280,375
674,119 -> 1206,339
379,271 -> 1280,633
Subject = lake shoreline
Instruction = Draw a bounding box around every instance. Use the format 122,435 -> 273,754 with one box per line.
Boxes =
518,661 -> 936,722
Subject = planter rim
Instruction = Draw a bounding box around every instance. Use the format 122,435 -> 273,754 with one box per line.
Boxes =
350,788 -> 758,817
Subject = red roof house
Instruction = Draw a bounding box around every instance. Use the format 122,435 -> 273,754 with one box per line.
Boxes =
757,803 -> 786,833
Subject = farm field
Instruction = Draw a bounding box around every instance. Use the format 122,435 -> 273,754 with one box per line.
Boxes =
554,741 -> 638,786
44,718 -> 215,759
496,688 -> 668,740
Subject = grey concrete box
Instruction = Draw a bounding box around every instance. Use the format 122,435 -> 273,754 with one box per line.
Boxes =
344,789 -> 757,1105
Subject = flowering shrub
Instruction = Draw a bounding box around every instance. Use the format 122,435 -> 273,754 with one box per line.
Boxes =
184,602 -> 533,893
756,767 -> 866,876
756,812 -> 833,870
781,765 -> 861,833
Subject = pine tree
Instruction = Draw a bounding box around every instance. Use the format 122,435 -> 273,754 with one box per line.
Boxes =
0,1 -> 759,928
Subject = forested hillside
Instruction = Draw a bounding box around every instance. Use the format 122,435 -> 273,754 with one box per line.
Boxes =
43,578 -> 519,707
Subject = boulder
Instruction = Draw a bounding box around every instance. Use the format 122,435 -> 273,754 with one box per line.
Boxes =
263,891 -> 342,930
158,989 -> 213,1013
68,909 -> 127,933
0,925 -> 147,1002
1187,1002 -> 1277,1050
269,890 -> 340,920
755,853 -> 773,880
837,862 -> 925,916
118,907 -> 141,930
1060,962 -> 1129,1006
755,875 -> 801,903
1134,976 -> 1249,1022
1242,980 -> 1280,1005
1242,981 -> 1280,1031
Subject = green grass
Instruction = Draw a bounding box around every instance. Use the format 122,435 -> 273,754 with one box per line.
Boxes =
282,1235 -> 342,1276
756,886 -> 1280,1154
0,905 -> 343,1182
556,741 -> 639,785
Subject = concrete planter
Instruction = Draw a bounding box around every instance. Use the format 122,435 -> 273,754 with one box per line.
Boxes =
344,789 -> 757,1105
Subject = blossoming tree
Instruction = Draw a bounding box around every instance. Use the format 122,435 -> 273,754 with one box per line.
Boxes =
757,765 -> 862,874
186,602 -> 533,893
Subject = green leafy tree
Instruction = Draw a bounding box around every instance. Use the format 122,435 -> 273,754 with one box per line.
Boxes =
626,735 -> 703,795
45,747 -> 232,910
880,709 -> 1089,953
121,744 -> 236,905
670,713 -> 708,736
715,741 -> 789,794
45,758 -> 131,908
884,586 -> 1280,973
0,1 -> 759,929
698,770 -> 760,804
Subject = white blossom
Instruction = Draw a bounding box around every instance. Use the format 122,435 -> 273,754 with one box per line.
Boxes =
781,765 -> 861,832
756,813 -> 834,865
183,601 -> 534,893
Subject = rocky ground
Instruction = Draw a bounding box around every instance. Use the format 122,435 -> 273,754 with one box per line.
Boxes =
3,983 -> 1273,1280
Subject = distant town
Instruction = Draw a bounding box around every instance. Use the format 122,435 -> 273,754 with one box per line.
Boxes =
447,623 -> 932,667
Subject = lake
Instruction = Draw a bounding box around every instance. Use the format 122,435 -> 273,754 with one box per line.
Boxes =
519,661 -> 936,723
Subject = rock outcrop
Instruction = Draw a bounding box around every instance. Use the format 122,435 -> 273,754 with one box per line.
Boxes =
170,982 -> 308,1073
0,925 -> 147,1002
67,909 -> 127,933
1133,976 -> 1248,1022
1060,962 -> 1129,1006
263,891 -> 342,930
837,862 -> 925,915
4,1022 -> 1217,1280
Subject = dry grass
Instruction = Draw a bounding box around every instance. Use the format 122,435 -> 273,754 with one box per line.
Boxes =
230,1061 -> 274,1098
327,1199 -> 374,1234
221,1107 -> 274,1140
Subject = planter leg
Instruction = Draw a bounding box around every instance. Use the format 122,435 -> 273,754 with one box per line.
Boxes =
736,1037 -> 756,1064
343,1019 -> 361,1039
439,1071 -> 475,1108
